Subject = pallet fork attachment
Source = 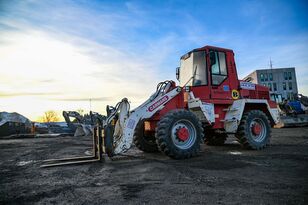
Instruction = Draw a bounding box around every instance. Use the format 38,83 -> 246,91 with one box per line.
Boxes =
40,126 -> 105,168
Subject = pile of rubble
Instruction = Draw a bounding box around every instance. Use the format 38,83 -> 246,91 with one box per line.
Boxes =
0,112 -> 32,137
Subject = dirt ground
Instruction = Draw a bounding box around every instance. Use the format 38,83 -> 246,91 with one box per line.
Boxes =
0,127 -> 308,205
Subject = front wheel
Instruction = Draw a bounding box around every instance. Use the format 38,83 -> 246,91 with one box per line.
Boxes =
133,121 -> 158,153
155,110 -> 204,159
235,110 -> 271,150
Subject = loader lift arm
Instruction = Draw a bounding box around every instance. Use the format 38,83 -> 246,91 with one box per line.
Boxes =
104,80 -> 182,156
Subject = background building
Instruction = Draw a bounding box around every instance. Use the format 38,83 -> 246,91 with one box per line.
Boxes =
244,67 -> 298,101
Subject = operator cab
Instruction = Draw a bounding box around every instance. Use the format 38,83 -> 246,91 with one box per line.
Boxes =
176,45 -> 239,100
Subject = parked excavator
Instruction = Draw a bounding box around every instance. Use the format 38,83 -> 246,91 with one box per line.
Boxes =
41,45 -> 279,167
62,111 -> 106,137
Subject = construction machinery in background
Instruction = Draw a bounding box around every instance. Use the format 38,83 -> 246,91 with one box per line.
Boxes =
277,94 -> 308,127
279,94 -> 308,115
62,111 -> 106,137
42,45 -> 280,167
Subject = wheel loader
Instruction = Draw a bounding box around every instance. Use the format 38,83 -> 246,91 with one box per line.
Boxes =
42,45 -> 279,167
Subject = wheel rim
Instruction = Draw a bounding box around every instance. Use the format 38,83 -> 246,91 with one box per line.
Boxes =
249,118 -> 267,142
171,119 -> 197,149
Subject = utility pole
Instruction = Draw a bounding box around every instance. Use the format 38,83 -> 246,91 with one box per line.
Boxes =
89,98 -> 92,111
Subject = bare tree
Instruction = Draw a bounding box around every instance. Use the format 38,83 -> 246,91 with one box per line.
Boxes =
40,110 -> 60,122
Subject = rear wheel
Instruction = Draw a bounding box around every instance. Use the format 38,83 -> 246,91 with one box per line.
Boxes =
133,121 -> 158,153
235,110 -> 271,150
156,110 -> 203,159
205,131 -> 227,146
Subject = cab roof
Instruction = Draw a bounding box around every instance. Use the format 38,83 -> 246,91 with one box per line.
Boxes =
180,45 -> 234,60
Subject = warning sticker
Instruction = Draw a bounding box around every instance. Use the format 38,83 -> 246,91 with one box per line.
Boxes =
126,119 -> 136,129
231,89 -> 240,99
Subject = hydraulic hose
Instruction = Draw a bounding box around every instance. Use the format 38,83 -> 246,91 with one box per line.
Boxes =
152,80 -> 173,100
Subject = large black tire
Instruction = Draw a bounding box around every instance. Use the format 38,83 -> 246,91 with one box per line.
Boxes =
235,110 -> 271,150
205,132 -> 228,146
104,124 -> 114,157
155,110 -> 204,159
133,121 -> 158,153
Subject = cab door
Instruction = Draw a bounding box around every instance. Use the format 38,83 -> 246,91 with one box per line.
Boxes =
209,50 -> 234,100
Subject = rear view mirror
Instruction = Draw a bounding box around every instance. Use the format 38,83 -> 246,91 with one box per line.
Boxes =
176,67 -> 180,80
209,51 -> 216,66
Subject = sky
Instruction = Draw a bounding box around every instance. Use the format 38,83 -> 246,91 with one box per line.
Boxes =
0,0 -> 308,121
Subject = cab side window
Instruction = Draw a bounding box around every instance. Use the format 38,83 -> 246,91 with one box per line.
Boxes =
210,51 -> 227,85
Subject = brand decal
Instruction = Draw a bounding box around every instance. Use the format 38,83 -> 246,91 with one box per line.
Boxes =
148,96 -> 169,112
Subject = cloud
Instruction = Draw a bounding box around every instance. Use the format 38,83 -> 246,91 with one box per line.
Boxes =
50,97 -> 112,102
0,1 -> 180,117
0,91 -> 61,97
38,79 -> 56,83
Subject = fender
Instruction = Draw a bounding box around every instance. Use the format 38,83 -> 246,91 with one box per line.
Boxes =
223,99 -> 280,133
187,91 -> 215,124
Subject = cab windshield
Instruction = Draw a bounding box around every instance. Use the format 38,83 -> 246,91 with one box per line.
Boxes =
179,51 -> 207,86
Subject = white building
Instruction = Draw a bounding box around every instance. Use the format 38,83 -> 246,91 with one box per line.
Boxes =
244,67 -> 298,101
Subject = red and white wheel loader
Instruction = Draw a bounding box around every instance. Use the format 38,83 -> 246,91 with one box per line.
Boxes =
103,45 -> 280,159
41,45 -> 280,167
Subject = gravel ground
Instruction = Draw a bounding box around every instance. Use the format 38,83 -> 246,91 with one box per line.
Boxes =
0,127 -> 308,205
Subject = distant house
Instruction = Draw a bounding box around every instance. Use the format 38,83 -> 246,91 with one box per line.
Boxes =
244,67 -> 298,101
